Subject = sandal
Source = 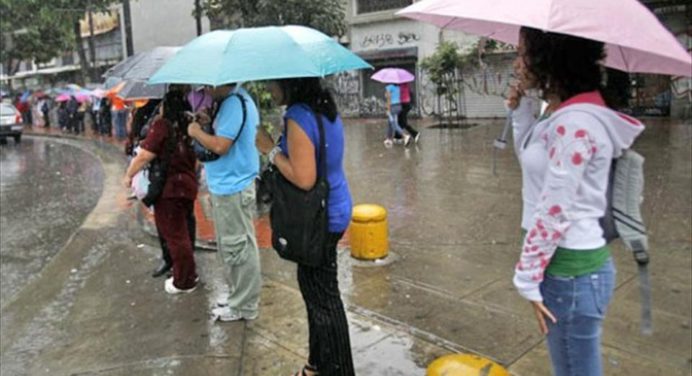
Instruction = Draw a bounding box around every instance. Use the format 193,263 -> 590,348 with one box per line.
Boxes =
292,364 -> 318,376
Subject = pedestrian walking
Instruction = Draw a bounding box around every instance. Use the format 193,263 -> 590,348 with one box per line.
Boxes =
123,90 -> 199,294
508,27 -> 645,376
383,83 -> 410,147
398,82 -> 419,143
187,83 -> 262,321
256,77 -> 355,376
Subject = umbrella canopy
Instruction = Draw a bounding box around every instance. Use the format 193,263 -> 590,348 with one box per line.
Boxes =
371,68 -> 415,84
397,0 -> 692,76
56,93 -> 89,103
116,80 -> 167,100
104,47 -> 181,81
149,25 -> 372,86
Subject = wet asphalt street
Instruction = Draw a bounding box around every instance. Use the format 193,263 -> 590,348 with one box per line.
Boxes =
0,137 -> 103,310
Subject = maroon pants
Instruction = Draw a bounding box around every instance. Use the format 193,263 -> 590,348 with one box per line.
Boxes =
154,198 -> 197,289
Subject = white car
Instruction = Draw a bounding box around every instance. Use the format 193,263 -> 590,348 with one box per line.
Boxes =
0,103 -> 23,144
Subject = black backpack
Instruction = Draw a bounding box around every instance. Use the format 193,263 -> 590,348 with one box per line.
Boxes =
192,93 -> 247,162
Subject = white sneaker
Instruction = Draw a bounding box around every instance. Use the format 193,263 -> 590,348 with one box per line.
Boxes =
212,306 -> 258,322
414,132 -> 421,144
164,277 -> 197,295
403,134 -> 412,147
383,139 -> 393,148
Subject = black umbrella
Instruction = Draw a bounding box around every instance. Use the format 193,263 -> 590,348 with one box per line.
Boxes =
103,46 -> 180,81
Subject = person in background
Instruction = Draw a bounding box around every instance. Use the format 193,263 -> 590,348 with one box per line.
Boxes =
123,90 -> 199,294
398,82 -> 419,143
256,77 -> 355,376
66,96 -> 79,134
58,101 -> 68,131
112,95 -> 128,139
507,27 -> 645,376
99,97 -> 112,136
92,96 -> 101,133
384,83 -> 411,148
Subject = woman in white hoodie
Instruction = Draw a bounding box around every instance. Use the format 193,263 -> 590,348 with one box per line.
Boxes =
507,27 -> 644,376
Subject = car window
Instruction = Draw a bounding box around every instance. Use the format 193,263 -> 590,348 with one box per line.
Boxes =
0,104 -> 16,116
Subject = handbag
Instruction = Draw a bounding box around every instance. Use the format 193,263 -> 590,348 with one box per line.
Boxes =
261,109 -> 329,267
139,122 -> 177,207
192,93 -> 247,162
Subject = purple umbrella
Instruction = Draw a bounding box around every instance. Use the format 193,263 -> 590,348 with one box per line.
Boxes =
371,68 -> 415,84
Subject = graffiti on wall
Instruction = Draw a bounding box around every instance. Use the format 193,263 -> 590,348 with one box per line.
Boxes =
326,71 -> 387,117
670,29 -> 691,100
360,32 -> 421,49
327,53 -> 515,118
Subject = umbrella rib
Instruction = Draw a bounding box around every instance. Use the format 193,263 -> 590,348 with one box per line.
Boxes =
617,45 -> 631,73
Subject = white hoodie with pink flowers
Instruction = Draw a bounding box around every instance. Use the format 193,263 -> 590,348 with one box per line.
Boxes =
512,91 -> 645,302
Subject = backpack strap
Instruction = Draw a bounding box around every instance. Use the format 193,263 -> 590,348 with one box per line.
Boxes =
312,110 -> 327,179
230,93 -> 248,141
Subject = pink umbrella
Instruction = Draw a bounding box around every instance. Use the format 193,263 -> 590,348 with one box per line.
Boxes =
55,93 -> 71,102
55,93 -> 90,103
371,68 -> 415,84
397,0 -> 691,76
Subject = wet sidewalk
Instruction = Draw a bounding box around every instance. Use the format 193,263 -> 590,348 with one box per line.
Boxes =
3,117 -> 691,375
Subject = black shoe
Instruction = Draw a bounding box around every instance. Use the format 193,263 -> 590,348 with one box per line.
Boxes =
151,262 -> 172,278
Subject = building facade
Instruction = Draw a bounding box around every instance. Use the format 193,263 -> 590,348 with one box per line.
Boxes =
5,0 -> 210,90
334,0 -> 516,119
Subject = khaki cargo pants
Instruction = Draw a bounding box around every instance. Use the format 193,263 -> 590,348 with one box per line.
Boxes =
210,184 -> 261,317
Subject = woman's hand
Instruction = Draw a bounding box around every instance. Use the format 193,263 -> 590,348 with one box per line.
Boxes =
187,121 -> 202,139
196,111 -> 211,125
256,127 -> 275,155
506,83 -> 525,110
122,174 -> 133,189
531,301 -> 557,335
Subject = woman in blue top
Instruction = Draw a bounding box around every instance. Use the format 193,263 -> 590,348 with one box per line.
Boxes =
256,77 -> 354,376
384,83 -> 411,147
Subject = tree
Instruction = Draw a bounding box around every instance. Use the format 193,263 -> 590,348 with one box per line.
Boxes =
50,0 -> 112,83
202,0 -> 347,37
0,0 -> 72,80
420,41 -> 462,123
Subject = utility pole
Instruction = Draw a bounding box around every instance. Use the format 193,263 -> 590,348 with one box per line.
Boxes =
195,0 -> 202,36
122,0 -> 134,56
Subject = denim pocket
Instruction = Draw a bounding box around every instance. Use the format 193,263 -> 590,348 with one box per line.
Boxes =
219,234 -> 249,265
541,276 -> 572,320
590,273 -> 614,316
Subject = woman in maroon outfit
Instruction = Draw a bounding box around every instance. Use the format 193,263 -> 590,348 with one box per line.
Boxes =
123,90 -> 199,294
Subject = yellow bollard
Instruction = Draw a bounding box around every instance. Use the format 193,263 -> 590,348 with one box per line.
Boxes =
350,204 -> 388,260
427,354 -> 510,376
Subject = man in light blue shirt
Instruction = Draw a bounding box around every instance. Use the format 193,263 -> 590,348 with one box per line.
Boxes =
187,84 -> 261,322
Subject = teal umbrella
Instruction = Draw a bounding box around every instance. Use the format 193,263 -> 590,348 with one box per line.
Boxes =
149,25 -> 372,86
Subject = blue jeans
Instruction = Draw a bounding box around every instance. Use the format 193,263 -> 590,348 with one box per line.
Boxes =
541,258 -> 615,376
386,104 -> 404,139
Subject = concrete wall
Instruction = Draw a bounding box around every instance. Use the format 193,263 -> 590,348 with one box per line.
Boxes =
129,0 -> 211,53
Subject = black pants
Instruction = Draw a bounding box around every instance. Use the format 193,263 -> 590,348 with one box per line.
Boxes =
398,102 -> 418,136
156,206 -> 196,265
297,232 -> 354,376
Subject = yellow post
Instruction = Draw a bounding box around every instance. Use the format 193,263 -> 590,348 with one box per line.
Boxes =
427,354 -> 510,376
350,204 -> 388,260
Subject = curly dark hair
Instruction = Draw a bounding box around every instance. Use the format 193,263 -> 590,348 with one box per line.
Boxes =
520,27 -> 606,101
278,77 -> 339,122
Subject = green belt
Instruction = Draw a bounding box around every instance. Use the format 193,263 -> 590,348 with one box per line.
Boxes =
521,230 -> 610,277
